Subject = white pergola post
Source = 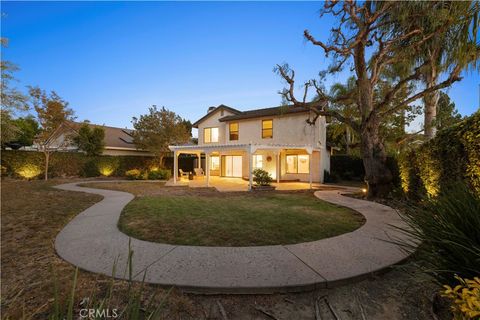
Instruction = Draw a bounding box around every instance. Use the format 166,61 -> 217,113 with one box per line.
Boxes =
205,152 -> 211,187
173,150 -> 178,184
275,151 -> 280,184
248,146 -> 253,191
308,152 -> 313,189
197,153 -> 202,169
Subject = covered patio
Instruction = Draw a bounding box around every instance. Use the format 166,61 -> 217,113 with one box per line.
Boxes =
169,143 -> 323,191
164,175 -> 325,192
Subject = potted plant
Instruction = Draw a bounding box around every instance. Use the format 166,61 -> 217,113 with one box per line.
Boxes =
252,168 -> 276,191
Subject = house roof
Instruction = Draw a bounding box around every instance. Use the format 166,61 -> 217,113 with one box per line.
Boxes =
218,104 -> 326,122
64,121 -> 137,150
192,104 -> 241,128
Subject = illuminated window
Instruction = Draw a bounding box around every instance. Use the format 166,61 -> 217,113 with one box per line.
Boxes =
262,120 -> 273,139
229,122 -> 239,140
210,156 -> 220,170
298,155 -> 309,173
286,155 -> 309,174
253,155 -> 263,169
204,127 -> 219,143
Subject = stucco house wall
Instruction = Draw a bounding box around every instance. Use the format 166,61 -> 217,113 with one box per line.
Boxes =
178,104 -> 330,183
197,109 -> 237,145
225,113 -> 326,147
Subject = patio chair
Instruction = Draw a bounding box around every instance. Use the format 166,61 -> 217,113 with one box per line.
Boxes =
179,169 -> 190,178
194,168 -> 204,177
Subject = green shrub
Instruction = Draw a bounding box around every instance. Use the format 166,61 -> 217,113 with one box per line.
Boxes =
253,168 -> 273,186
399,111 -> 480,197
398,151 -> 425,199
125,169 -> 142,180
397,183 -> 480,284
147,168 -> 171,180
82,159 -> 99,177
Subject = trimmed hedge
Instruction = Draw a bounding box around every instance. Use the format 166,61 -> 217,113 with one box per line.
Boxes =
398,111 -> 480,198
0,151 -> 184,179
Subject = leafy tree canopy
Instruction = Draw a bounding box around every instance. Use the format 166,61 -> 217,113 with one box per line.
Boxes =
1,37 -> 30,148
10,116 -> 40,147
28,86 -> 75,140
436,91 -> 463,130
132,106 -> 191,163
72,123 -> 105,156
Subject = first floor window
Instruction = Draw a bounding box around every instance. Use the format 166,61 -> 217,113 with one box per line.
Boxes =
286,154 -> 309,174
210,156 -> 220,170
204,127 -> 219,143
253,155 -> 263,169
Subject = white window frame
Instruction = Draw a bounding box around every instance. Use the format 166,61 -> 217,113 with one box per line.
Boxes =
253,154 -> 263,169
286,154 -> 309,174
204,127 -> 219,143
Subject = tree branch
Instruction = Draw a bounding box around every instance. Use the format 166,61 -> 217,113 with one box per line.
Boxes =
381,65 -> 463,117
376,60 -> 429,112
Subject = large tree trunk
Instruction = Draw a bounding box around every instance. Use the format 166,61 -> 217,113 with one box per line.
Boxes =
423,59 -> 439,139
360,116 -> 393,198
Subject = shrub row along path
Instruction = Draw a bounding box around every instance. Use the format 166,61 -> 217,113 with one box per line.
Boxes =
54,181 -> 415,294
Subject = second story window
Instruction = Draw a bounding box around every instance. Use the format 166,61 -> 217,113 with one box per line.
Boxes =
204,127 -> 219,143
262,119 -> 273,139
229,122 -> 239,140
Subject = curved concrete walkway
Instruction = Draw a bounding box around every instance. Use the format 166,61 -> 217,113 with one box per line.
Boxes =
54,181 -> 414,294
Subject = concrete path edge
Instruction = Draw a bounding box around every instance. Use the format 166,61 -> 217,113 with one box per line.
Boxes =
54,181 -> 415,294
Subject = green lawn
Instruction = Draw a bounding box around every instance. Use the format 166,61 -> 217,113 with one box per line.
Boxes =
111,187 -> 365,246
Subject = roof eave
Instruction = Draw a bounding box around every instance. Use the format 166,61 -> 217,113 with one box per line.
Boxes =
192,104 -> 241,127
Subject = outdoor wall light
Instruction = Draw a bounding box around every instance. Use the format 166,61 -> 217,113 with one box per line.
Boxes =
16,164 -> 41,179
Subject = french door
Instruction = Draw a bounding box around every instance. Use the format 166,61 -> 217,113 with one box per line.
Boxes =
222,155 -> 242,177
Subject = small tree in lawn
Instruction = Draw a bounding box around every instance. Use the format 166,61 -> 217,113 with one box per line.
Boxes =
72,123 -> 105,156
132,105 -> 191,166
29,86 -> 75,180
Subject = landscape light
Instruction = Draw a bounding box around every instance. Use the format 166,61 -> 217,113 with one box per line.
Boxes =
16,164 -> 41,179
98,165 -> 115,176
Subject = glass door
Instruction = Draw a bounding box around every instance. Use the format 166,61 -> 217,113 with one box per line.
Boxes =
222,155 -> 242,177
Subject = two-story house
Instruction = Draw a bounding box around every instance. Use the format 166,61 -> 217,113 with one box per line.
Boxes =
169,104 -> 330,189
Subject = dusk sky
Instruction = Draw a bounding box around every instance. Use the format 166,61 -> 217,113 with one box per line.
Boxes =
2,1 -> 479,132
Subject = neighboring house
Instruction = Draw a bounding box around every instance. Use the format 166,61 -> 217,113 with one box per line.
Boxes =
38,121 -> 153,156
169,104 -> 330,188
